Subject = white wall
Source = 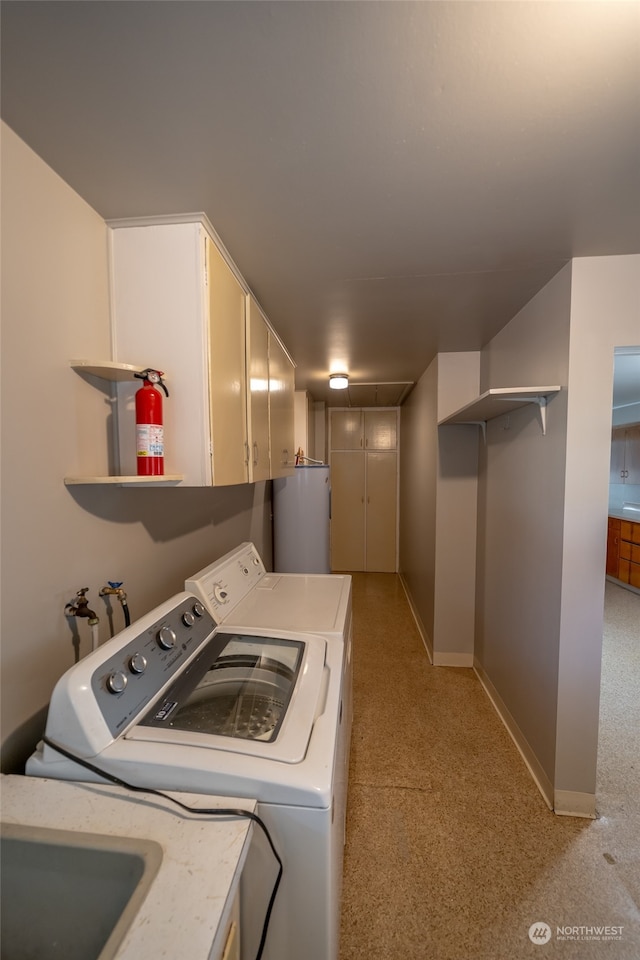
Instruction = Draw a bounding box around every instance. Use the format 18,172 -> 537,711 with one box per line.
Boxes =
433,353 -> 480,665
399,359 -> 438,657
555,255 -> 640,813
475,263 -> 572,807
399,352 -> 479,664
0,123 -> 272,771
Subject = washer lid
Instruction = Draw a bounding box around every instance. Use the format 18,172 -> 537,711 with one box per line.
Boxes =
127,631 -> 327,764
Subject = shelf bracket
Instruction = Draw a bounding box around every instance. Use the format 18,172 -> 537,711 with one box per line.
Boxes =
537,395 -> 549,436
494,395 -> 549,435
466,421 -> 487,444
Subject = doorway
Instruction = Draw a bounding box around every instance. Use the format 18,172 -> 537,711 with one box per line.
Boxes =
598,346 -> 640,813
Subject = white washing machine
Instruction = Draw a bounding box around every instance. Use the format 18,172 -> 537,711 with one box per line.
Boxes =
185,541 -> 353,742
27,581 -> 350,960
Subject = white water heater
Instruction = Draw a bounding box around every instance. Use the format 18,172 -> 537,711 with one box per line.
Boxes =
273,465 -> 331,573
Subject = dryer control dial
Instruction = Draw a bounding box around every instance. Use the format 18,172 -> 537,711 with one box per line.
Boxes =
213,583 -> 229,605
182,610 -> 195,627
192,601 -> 205,618
157,625 -> 177,650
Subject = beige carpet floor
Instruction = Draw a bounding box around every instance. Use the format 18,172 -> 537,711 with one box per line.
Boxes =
339,574 -> 639,959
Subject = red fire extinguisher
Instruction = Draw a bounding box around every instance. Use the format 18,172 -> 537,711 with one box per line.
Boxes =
134,368 -> 169,476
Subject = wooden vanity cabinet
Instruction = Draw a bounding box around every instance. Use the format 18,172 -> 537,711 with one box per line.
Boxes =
608,517 -> 640,589
606,518 -> 620,578
618,520 -> 640,588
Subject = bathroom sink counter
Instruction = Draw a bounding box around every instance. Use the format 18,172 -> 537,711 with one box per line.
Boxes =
0,774 -> 256,960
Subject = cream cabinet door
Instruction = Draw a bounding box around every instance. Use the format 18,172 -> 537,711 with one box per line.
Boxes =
365,451 -> 397,572
246,296 -> 270,482
206,236 -> 248,486
625,425 -> 640,485
329,407 -> 398,571
331,451 -> 365,570
610,427 -> 627,483
269,333 -> 295,478
331,410 -> 364,450
364,410 -> 397,450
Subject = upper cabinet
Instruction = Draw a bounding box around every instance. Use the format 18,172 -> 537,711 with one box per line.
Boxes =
109,215 -> 294,486
330,409 -> 397,451
246,296 -> 271,483
206,234 -> 249,486
245,295 -> 295,481
329,408 -> 399,572
611,424 -> 640,486
268,332 -> 295,478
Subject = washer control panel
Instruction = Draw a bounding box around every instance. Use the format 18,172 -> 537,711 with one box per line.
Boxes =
185,542 -> 265,622
91,596 -> 215,737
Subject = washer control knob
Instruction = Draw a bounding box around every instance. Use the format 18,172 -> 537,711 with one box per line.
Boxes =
182,610 -> 195,627
157,626 -> 177,650
213,584 -> 229,604
129,652 -> 147,675
192,601 -> 205,618
106,670 -> 128,694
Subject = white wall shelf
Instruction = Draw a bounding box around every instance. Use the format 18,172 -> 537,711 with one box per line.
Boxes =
67,359 -> 184,485
70,359 -> 148,381
64,475 -> 184,486
438,386 -> 561,439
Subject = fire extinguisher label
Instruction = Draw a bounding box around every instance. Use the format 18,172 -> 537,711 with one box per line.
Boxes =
136,424 -> 164,458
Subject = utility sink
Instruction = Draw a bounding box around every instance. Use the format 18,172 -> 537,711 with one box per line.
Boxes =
0,822 -> 163,960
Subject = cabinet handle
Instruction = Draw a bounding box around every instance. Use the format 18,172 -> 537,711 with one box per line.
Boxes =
253,441 -> 259,466
244,442 -> 250,465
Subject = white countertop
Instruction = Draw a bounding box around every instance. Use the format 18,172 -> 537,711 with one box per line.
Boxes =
609,508 -> 640,521
0,774 -> 256,960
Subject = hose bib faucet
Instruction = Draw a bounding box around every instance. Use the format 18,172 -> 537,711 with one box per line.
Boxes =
65,588 -> 100,652
65,588 -> 99,624
99,581 -> 131,628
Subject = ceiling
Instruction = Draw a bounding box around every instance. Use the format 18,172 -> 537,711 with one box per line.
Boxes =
1,1 -> 639,406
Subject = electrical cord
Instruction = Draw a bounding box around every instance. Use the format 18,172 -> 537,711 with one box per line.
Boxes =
42,735 -> 282,960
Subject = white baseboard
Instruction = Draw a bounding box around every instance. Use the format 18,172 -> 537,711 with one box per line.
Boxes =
553,790 -> 597,819
433,652 -> 474,667
473,657 -> 554,812
399,574 -> 473,667
605,574 -> 640,597
398,572 -> 433,664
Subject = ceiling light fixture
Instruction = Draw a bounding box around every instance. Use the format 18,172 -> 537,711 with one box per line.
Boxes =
329,373 -> 349,390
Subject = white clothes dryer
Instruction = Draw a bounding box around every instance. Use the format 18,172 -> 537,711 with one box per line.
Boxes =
28,588 -> 349,960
